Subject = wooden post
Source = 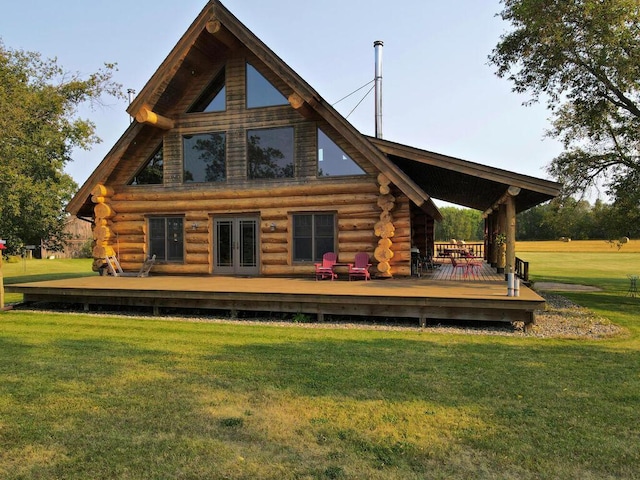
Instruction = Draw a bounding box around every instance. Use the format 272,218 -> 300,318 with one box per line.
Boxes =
497,204 -> 507,274
505,194 -> 517,277
488,213 -> 497,267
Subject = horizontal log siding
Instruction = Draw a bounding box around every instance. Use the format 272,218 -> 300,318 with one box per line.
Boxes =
108,180 -> 414,276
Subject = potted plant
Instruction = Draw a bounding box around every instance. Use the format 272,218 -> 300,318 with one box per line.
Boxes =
494,233 -> 507,273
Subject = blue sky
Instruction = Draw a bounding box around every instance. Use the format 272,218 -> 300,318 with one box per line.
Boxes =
1,0 -> 563,194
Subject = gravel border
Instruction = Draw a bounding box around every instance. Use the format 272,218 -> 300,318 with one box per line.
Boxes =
9,290 -> 626,339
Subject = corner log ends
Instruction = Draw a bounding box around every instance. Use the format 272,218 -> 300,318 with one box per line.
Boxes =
134,106 -> 175,130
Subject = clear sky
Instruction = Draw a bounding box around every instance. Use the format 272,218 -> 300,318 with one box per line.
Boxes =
1,0 -> 564,195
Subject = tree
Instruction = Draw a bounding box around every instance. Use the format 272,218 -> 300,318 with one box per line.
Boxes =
435,207 -> 483,242
489,0 -> 640,232
0,42 -> 122,254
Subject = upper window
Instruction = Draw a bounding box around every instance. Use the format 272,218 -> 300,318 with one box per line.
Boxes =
246,63 -> 288,108
247,127 -> 294,179
183,132 -> 226,183
189,70 -> 226,113
317,129 -> 366,177
130,145 -> 163,185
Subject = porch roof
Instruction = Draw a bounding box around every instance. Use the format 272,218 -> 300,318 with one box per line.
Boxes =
368,137 -> 562,213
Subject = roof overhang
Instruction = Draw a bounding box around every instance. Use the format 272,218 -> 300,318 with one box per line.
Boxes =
368,137 -> 562,214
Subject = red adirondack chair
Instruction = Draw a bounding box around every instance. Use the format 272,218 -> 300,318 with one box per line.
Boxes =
315,252 -> 338,280
348,252 -> 372,281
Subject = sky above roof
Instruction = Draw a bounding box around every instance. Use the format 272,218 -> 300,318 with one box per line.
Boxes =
1,0 -> 564,195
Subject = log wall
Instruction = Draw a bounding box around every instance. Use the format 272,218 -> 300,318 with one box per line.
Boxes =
92,179 -> 413,276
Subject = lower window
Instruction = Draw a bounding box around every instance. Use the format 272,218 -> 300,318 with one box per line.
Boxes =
292,213 -> 336,262
149,217 -> 184,262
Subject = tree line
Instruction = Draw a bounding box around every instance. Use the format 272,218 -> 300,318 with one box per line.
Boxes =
435,200 -> 637,242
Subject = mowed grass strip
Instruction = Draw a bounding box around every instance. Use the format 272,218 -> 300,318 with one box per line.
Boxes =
1,308 -> 639,479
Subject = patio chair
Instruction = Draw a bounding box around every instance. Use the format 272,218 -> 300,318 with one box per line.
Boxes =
449,257 -> 468,279
464,255 -> 482,279
104,254 -> 156,277
315,252 -> 338,280
348,252 -> 372,281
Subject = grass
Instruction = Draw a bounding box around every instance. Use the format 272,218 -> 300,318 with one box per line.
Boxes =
0,245 -> 639,479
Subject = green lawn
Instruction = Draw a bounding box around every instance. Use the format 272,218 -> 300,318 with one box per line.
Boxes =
1,255 -> 639,479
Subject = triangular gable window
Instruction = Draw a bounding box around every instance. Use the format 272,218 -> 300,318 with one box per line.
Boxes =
317,128 -> 366,177
246,63 -> 288,108
189,70 -> 226,113
130,145 -> 163,185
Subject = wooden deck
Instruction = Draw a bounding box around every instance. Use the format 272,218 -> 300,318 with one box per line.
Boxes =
6,261 -> 543,328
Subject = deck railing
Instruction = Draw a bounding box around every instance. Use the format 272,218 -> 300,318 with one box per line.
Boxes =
515,257 -> 529,282
434,242 -> 484,259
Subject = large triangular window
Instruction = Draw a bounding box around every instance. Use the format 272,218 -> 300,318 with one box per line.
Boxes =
189,70 -> 226,113
246,63 -> 287,108
130,145 -> 163,185
317,128 -> 365,177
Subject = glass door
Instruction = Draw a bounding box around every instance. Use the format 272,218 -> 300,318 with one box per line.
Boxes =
214,216 -> 259,275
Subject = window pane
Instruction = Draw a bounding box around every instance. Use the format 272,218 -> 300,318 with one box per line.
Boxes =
216,220 -> 233,267
315,238 -> 335,262
293,214 -> 312,237
149,218 -> 166,259
189,70 -> 226,113
239,220 -> 257,267
247,127 -> 294,179
317,129 -> 365,177
184,133 -> 226,183
131,145 -> 163,185
315,214 -> 334,237
246,63 -> 287,108
166,218 -> 184,261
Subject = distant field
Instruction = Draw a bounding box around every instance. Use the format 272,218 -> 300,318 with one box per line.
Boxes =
517,239 -> 640,253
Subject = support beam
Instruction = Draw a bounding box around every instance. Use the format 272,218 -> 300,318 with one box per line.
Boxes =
206,19 -> 242,51
505,194 -> 517,276
483,185 -> 522,217
497,204 -> 507,274
134,106 -> 175,130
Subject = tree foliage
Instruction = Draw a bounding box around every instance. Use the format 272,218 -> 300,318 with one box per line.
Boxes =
489,0 -> 640,218
0,41 -> 122,254
435,207 -> 484,242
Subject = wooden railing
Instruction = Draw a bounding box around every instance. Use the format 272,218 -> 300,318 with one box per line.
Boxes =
434,242 -> 484,259
515,257 -> 529,282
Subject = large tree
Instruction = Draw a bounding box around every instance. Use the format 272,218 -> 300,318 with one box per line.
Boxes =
489,0 -> 640,236
0,42 -> 122,254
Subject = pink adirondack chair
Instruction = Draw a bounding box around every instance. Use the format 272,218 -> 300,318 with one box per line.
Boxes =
348,252 -> 372,281
315,252 -> 338,280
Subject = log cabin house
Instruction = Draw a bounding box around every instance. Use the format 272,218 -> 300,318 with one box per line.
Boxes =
66,0 -> 561,280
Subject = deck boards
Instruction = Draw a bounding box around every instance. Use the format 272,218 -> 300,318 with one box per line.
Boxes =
6,262 -> 543,327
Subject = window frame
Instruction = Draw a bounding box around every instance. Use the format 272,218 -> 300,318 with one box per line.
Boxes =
245,62 -> 288,109
147,216 -> 185,263
129,143 -> 164,186
246,126 -> 295,180
182,131 -> 227,184
291,212 -> 337,263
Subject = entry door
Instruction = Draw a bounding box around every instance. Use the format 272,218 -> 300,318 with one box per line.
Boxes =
214,217 -> 259,275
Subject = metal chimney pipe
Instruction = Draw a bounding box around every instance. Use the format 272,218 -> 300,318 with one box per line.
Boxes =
374,40 -> 383,139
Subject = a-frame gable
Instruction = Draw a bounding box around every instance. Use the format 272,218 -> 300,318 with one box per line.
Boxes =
68,0 -> 436,217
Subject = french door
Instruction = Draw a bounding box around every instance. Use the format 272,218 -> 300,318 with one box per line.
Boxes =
214,216 -> 259,275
